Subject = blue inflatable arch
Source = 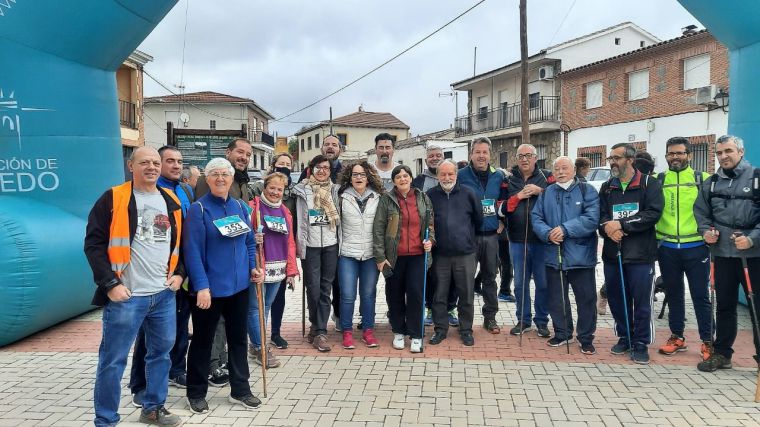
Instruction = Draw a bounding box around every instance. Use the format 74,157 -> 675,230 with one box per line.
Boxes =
0,1 -> 177,346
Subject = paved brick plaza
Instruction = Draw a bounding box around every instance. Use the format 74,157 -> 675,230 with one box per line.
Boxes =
2,269 -> 760,426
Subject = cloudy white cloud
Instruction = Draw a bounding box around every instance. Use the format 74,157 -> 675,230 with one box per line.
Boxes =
139,0 -> 700,137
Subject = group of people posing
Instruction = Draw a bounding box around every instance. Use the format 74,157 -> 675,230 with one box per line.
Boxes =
84,132 -> 760,426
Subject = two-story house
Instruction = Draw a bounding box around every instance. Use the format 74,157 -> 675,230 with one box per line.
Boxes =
117,50 -> 152,177
560,29 -> 729,173
366,129 -> 466,176
295,107 -> 410,169
144,91 -> 275,170
451,22 -> 660,169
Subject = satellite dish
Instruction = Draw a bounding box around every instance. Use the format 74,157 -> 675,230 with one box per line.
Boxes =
179,112 -> 190,123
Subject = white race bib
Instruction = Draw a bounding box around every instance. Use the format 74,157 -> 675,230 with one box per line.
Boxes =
213,215 -> 250,237
263,215 -> 287,234
481,199 -> 496,216
308,209 -> 329,226
612,202 -> 639,220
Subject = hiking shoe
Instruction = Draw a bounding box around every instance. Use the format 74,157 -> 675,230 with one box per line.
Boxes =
461,331 -> 475,346
362,328 -> 379,348
168,373 -> 187,389
509,322 -> 532,336
342,331 -> 355,349
498,292 -> 516,302
187,397 -> 209,414
448,309 -> 460,327
536,326 -> 550,338
139,406 -> 181,426
484,318 -> 501,334
208,368 -> 230,387
429,331 -> 447,345
697,353 -> 732,372
313,334 -> 331,352
306,329 -> 316,344
632,344 -> 650,365
392,333 -> 405,350
252,347 -> 281,369
659,334 -> 687,355
701,341 -> 713,361
131,390 -> 145,408
580,342 -> 596,355
228,394 -> 262,410
332,314 -> 342,332
547,336 -> 575,347
610,338 -> 630,355
424,309 -> 433,326
410,338 -> 423,353
597,292 -> 607,315
271,335 -> 288,349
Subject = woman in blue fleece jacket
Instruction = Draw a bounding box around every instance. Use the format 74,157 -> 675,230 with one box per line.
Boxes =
183,158 -> 264,414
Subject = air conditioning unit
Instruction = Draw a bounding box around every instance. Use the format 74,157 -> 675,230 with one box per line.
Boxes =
538,65 -> 555,80
696,84 -> 718,105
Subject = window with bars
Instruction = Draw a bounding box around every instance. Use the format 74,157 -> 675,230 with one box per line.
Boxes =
536,144 -> 547,169
209,120 -> 216,130
577,145 -> 606,168
691,142 -> 708,173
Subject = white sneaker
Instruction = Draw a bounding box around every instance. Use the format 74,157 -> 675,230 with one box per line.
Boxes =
332,313 -> 342,332
410,338 -> 422,353
392,333 -> 405,350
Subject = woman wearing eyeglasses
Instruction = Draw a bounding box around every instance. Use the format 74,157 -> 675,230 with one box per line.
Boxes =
292,155 -> 341,352
336,161 -> 384,349
183,158 -> 264,414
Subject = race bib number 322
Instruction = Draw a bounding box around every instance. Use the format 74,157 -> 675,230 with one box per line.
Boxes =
213,215 -> 250,237
612,202 -> 639,220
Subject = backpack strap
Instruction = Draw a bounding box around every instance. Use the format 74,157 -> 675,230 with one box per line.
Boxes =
657,171 -> 666,186
178,182 -> 194,201
693,170 -> 703,186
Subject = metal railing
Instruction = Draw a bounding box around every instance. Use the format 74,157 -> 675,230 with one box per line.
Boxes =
119,100 -> 136,129
454,96 -> 559,137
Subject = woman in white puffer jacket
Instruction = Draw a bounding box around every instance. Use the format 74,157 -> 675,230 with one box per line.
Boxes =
337,161 -> 385,349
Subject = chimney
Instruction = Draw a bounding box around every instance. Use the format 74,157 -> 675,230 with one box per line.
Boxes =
681,25 -> 698,36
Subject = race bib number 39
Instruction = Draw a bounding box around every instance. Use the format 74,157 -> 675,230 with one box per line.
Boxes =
309,209 -> 329,226
612,202 -> 639,220
213,215 -> 250,237
264,215 -> 287,234
481,199 -> 496,216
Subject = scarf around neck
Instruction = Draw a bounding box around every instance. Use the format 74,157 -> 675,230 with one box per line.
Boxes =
307,175 -> 339,230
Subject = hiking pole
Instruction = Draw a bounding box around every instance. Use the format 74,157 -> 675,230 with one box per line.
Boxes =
734,231 -> 760,401
421,228 -> 430,353
255,217 -> 268,398
302,278 -> 306,338
558,243 -> 570,354
708,230 -> 716,352
617,242 -> 633,360
519,201 -> 530,347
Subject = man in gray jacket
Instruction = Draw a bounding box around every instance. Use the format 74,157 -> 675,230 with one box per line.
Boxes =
694,135 -> 760,372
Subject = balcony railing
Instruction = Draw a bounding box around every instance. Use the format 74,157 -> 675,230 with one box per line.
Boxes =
119,100 -> 137,129
454,96 -> 559,137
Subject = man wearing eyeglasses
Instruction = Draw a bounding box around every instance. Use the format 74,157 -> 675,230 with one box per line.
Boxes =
599,143 -> 663,365
505,144 -> 554,338
654,137 -> 713,362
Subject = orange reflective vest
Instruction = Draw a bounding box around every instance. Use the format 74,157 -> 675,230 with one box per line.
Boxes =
107,181 -> 182,278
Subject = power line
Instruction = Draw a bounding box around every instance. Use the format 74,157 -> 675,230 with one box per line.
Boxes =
547,0 -> 577,46
271,0 -> 488,123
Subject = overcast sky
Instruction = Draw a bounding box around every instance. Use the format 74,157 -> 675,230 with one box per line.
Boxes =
139,0 -> 700,138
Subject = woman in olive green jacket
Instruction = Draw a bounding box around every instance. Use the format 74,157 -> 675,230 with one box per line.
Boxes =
373,165 -> 435,353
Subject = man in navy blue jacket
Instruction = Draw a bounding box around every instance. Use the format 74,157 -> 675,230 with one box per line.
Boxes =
532,156 -> 600,355
457,137 -> 509,333
427,160 -> 483,346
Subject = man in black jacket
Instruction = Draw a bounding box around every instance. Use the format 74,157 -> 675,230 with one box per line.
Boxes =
427,160 -> 484,346
599,143 -> 664,365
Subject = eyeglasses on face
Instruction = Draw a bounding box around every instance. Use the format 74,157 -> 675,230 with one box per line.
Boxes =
665,151 -> 688,158
606,156 -> 626,162
516,153 -> 535,160
351,172 -> 367,178
208,172 -> 231,178
314,166 -> 330,171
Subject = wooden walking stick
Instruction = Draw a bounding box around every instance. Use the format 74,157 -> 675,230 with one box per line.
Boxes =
255,210 -> 268,398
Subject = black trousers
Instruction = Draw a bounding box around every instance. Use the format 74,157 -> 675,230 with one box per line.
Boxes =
498,232 -> 513,295
303,244 -> 338,336
186,289 -> 251,400
714,256 -> 760,359
270,278 -> 287,337
546,267 -> 597,344
425,263 -> 457,311
386,254 -> 426,339
433,253 -> 476,334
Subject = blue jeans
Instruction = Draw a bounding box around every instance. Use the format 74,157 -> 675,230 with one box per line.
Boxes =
338,256 -> 379,331
248,282 -> 280,349
511,241 -> 549,327
94,289 -> 176,427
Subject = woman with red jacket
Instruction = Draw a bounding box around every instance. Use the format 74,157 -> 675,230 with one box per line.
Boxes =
247,172 -> 299,369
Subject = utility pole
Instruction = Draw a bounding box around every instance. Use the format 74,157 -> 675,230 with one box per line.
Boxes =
519,0 -> 530,147
473,46 -> 477,76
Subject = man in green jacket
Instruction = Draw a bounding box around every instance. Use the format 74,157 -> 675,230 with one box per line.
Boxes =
655,137 -> 713,361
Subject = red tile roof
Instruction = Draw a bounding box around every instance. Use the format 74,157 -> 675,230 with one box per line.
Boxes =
144,91 -> 273,119
296,110 -> 409,135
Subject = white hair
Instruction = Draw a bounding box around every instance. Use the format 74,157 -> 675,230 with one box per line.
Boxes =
716,134 -> 744,150
204,157 -> 234,176
552,156 -> 573,168
436,159 -> 458,173
516,143 -> 537,155
426,144 -> 443,153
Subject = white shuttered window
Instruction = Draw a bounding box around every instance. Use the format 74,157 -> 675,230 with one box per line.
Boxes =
585,81 -> 602,109
628,69 -> 649,100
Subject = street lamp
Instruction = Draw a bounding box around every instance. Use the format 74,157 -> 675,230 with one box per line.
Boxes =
714,88 -> 729,112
